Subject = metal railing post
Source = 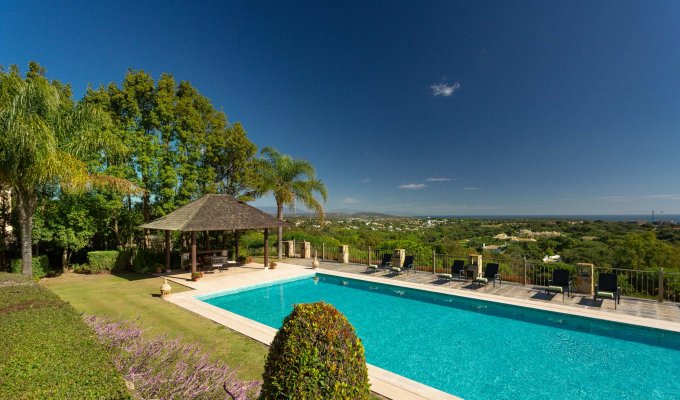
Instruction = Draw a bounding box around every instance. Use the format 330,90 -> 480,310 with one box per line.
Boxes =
523,257 -> 527,286
368,246 -> 371,265
432,251 -> 436,274
659,268 -> 664,302
322,243 -> 325,260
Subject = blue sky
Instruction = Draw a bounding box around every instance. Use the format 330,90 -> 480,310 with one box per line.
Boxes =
3,0 -> 680,215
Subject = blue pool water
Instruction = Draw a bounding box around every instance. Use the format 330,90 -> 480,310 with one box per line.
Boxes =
200,274 -> 680,399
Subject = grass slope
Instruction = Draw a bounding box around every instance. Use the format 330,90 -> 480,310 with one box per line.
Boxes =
42,272 -> 268,381
0,272 -> 130,399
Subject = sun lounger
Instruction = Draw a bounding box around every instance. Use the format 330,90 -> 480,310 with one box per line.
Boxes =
473,263 -> 501,289
367,253 -> 392,271
438,260 -> 466,284
545,269 -> 572,302
595,272 -> 621,309
391,255 -> 415,275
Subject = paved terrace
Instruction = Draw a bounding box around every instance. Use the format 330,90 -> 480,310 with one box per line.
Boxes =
286,258 -> 680,324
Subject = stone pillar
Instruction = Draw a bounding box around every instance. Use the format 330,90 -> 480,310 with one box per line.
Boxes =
338,245 -> 349,263
282,241 -> 295,257
392,249 -> 405,269
468,253 -> 482,278
576,263 -> 594,295
301,242 -> 311,258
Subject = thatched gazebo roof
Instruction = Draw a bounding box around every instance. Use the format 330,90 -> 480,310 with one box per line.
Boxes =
139,194 -> 286,273
140,194 -> 286,231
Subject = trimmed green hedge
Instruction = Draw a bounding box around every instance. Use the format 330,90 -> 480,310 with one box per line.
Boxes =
85,250 -> 127,274
0,272 -> 131,399
132,250 -> 162,274
260,302 -> 370,399
10,255 -> 49,279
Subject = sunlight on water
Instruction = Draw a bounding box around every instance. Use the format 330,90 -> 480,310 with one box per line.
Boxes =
202,274 -> 680,400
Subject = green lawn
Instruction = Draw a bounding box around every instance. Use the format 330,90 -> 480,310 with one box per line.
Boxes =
0,273 -> 130,399
42,272 -> 268,381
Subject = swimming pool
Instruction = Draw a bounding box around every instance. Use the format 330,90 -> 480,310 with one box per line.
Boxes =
199,273 -> 680,399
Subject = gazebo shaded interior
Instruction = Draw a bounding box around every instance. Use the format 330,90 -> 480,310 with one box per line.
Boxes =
139,194 -> 286,273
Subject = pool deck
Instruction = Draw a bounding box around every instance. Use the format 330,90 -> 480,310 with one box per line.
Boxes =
160,260 -> 680,400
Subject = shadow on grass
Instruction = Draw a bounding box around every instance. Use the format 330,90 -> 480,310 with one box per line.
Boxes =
111,272 -> 158,282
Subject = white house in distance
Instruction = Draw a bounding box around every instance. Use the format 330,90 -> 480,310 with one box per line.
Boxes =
542,254 -> 561,263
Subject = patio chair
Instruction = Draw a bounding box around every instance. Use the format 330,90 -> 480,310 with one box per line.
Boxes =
473,263 -> 501,289
367,254 -> 392,271
391,255 -> 415,275
545,269 -> 572,302
438,260 -> 466,284
207,256 -> 229,273
594,272 -> 621,309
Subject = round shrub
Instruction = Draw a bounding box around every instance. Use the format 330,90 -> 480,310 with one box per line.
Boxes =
260,302 -> 370,400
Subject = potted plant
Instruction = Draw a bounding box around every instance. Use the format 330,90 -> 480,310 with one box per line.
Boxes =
269,261 -> 277,269
191,271 -> 203,281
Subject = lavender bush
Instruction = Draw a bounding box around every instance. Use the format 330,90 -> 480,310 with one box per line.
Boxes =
84,315 -> 261,400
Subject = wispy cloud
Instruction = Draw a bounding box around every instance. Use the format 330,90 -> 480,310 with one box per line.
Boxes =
598,194 -> 680,202
463,187 -> 480,190
360,177 -> 370,184
342,197 -> 360,204
398,183 -> 427,190
431,82 -> 460,97
596,196 -> 633,202
426,177 -> 454,182
645,194 -> 680,200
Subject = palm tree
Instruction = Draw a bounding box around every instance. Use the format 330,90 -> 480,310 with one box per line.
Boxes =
255,147 -> 327,259
0,63 -> 134,275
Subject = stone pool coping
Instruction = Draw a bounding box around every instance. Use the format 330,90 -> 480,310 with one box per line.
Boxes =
164,262 -> 680,400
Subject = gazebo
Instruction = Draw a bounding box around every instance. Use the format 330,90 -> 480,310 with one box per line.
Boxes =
139,194 -> 286,274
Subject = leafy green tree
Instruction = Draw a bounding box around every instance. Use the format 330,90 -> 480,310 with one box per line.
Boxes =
611,232 -> 680,271
254,147 -> 327,258
34,193 -> 97,267
84,70 -> 260,247
0,62 -> 125,275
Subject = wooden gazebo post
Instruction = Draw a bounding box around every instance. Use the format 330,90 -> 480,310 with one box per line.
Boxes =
264,228 -> 269,268
234,230 -> 240,259
165,231 -> 171,271
191,231 -> 197,274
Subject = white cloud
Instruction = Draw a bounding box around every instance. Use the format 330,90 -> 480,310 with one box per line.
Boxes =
463,187 -> 480,190
431,82 -> 461,97
342,197 -> 360,204
398,183 -> 427,190
360,177 -> 370,184
426,177 -> 453,182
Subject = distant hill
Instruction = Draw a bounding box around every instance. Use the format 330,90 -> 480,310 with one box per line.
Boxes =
253,205 -> 394,218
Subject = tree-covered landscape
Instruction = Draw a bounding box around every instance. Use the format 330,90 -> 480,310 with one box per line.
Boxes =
4,1 -> 680,398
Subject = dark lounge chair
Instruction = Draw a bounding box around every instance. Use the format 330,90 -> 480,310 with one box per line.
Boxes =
367,253 -> 392,271
595,272 -> 621,309
545,269 -> 572,302
473,263 -> 501,289
391,255 -> 415,275
438,260 -> 466,284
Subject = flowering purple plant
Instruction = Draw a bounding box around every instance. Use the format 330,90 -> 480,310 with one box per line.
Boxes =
84,315 -> 261,400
